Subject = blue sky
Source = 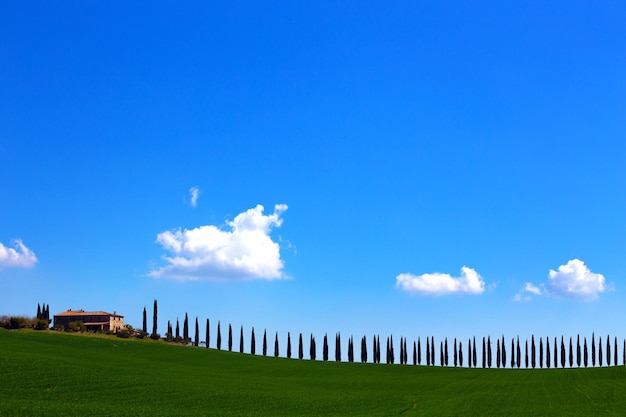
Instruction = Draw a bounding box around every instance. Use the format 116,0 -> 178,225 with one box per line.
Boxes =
1,2 -> 625,357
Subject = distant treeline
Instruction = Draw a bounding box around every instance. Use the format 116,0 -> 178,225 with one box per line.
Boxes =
145,300 -> 625,368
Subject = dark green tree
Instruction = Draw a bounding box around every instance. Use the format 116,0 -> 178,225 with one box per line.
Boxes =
584,337 -> 588,367
184,313 -> 189,343
417,337 -> 421,365
142,307 -> 147,334
560,336 -> 566,368
206,319 -> 210,349
194,317 -> 199,347
151,299 -> 158,339
263,329 -> 267,356
511,338 -> 515,368
323,334 -> 329,361
228,324 -> 233,352
554,337 -> 558,368
454,338 -> 458,367
517,337 -> 521,369
166,320 -> 172,341
440,341 -> 443,367
525,339 -> 529,368
431,336 -> 435,367
487,336 -> 492,368
37,303 -> 41,320
251,327 -> 256,355
569,337 -> 573,367
459,342 -> 464,367
539,337 -> 543,368
287,332 -> 292,359
472,337 -> 477,368
240,326 -> 244,353
468,338 -> 472,368
614,337 -> 618,367
274,332 -> 279,357
501,335 -> 506,369
546,337 -> 551,369
299,333 -> 304,360
176,318 -> 180,339
496,339 -> 500,368
623,340 -> 625,366
606,335 -> 611,366
531,335 -> 536,369
336,333 -> 342,362
413,340 -> 416,365
216,320 -> 221,350
598,336 -> 603,366
592,333 -> 596,367
444,338 -> 449,366
576,335 -> 581,367
310,334 -> 316,360
426,337 -> 431,366
482,337 -> 486,368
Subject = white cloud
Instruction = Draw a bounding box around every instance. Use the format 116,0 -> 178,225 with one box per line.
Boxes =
149,204 -> 288,281
395,266 -> 485,295
546,259 -> 606,301
513,282 -> 542,302
0,239 -> 38,268
189,186 -> 200,208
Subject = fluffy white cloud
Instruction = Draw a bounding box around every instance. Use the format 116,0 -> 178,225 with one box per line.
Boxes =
514,282 -> 542,301
547,259 -> 606,301
189,186 -> 200,208
0,239 -> 38,268
149,204 -> 288,281
395,266 -> 485,295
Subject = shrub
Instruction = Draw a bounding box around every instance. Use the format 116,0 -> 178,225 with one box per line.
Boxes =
67,321 -> 86,332
9,316 -> 33,329
116,329 -> 131,338
150,333 -> 161,341
34,319 -> 50,330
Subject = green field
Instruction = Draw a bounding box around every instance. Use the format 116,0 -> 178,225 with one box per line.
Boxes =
1,330 -> 625,416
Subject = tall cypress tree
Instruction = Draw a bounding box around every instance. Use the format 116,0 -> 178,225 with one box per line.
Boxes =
554,337 -> 558,369
228,324 -> 233,352
577,335 -> 581,367
37,303 -> 41,320
598,336 -> 603,366
194,317 -> 199,347
482,337 -> 486,368
614,337 -> 618,367
623,339 -> 625,366
336,333 -> 342,362
431,336 -> 435,367
539,337 -> 543,368
142,307 -> 147,334
274,332 -> 279,357
501,335 -> 506,369
525,339 -> 529,368
151,299 -> 158,339
454,338 -> 458,367
531,335 -> 536,369
560,336 -> 566,368
176,318 -> 180,339
299,333 -> 304,360
472,337 -> 477,368
606,335 -> 611,366
546,337 -> 551,369
517,337 -> 521,369
413,340 -> 417,365
184,313 -> 189,343
511,338 -> 515,368
487,336 -> 492,368
287,332 -> 292,359
216,320 -> 221,350
592,333 -> 596,367
584,337 -> 588,367
323,334 -> 328,361
310,334 -> 316,360
496,339 -> 500,368
251,327 -> 256,355
459,342 -> 464,367
440,341 -> 444,367
263,329 -> 267,356
444,338 -> 449,366
206,319 -> 210,349
240,326 -> 244,353
569,337 -> 573,367
167,320 -> 172,341
426,337 -> 431,366
418,337 -> 422,365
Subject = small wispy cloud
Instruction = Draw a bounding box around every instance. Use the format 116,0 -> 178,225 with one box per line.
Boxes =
149,204 -> 289,281
514,259 -> 608,302
0,239 -> 38,268
189,186 -> 200,208
395,266 -> 485,295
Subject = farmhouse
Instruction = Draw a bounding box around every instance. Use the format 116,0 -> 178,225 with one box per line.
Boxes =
53,309 -> 124,332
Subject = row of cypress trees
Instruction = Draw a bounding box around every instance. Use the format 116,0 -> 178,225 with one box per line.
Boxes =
147,303 -> 625,368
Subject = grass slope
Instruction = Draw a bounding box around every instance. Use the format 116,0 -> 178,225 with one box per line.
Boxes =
1,330 -> 625,416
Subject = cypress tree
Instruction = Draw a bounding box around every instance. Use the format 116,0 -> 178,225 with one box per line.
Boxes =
194,317 -> 199,347
404,338 -> 408,365
577,335 -> 581,367
511,338 -> 515,368
37,303 -> 41,320
516,337 -> 521,369
554,337 -> 558,368
184,313 -> 189,343
372,335 -> 377,364
614,337 -> 618,367
399,338 -> 403,365
216,321 -> 221,350
598,336 -> 603,366
569,336 -> 574,368
502,335 -> 506,369
623,340 -> 625,366
176,318 -> 180,339
482,337 -> 486,368
487,336 -> 492,368
167,320 -> 172,341
546,337 -> 551,369
525,339 -> 529,369
228,324 -> 233,352
151,299 -> 158,339
142,307 -> 147,334
240,326 -> 244,354
251,327 -> 256,355
287,332 -> 292,359
467,338 -> 472,368
444,338 -> 449,366
413,340 -> 417,366
472,337 -> 477,368
431,337 -> 435,367
459,342 -> 463,367
418,337 -> 422,365
377,335 -> 381,364
323,334 -> 328,361
454,338 -> 458,367
310,334 -> 316,360
531,335 -> 535,369
336,333 -> 342,362
496,339 -> 500,368
440,341 -> 444,367
274,332 -> 279,357
539,337 -> 543,368
206,319 -> 210,349
263,329 -> 267,356
584,337 -> 588,367
363,335 -> 368,363
592,333 -> 596,367
426,337 -> 431,366
299,333 -> 304,360
561,336 -> 566,368
606,335 -> 610,366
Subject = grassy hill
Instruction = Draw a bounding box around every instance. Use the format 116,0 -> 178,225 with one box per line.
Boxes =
1,329 -> 625,416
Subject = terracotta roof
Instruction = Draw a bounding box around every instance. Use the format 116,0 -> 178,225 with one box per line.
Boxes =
54,309 -> 124,318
